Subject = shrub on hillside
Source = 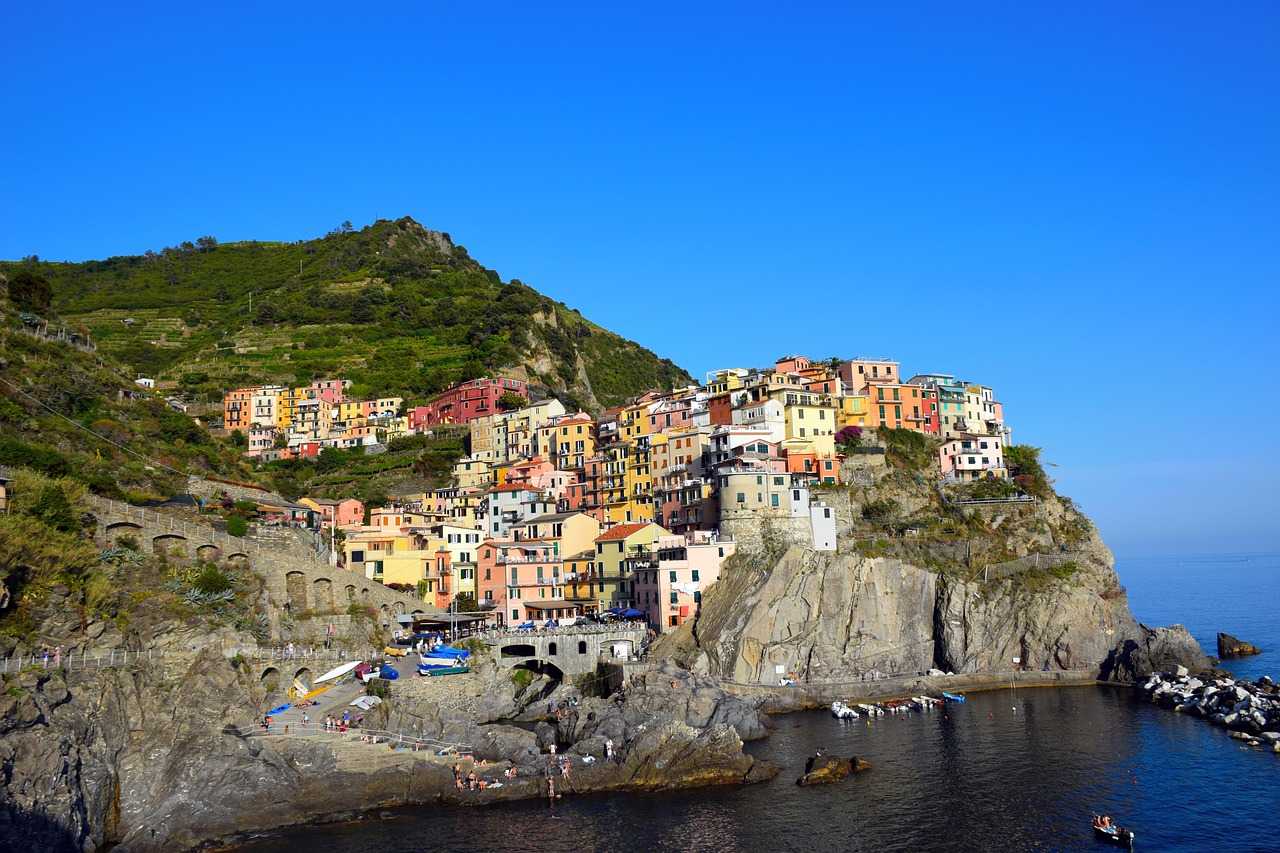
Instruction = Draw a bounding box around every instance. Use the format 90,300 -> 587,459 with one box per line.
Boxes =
225,515 -> 248,537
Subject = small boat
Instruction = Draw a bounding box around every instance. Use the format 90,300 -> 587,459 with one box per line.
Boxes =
857,703 -> 884,716
831,701 -> 859,719
942,692 -> 966,703
426,665 -> 470,677
1092,817 -> 1135,847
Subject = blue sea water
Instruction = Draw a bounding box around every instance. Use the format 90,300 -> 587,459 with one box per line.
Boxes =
234,554 -> 1280,853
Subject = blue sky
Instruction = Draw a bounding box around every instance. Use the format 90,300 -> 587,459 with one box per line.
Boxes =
2,3 -> 1277,557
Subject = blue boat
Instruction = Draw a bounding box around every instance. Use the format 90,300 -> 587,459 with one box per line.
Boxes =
942,692 -> 966,703
425,647 -> 471,660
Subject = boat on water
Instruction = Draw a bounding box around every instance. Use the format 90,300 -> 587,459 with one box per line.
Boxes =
942,692 -> 966,703
1092,816 -> 1135,847
831,701 -> 859,719
857,703 -> 884,716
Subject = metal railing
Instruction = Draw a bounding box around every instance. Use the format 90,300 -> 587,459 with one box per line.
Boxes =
2,648 -> 166,674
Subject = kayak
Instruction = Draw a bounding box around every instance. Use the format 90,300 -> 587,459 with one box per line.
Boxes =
942,692 -> 966,703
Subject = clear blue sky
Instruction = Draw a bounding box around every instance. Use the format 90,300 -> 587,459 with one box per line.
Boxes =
2,3 -> 1277,557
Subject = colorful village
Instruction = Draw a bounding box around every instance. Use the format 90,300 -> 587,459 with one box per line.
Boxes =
216,356 -> 1011,634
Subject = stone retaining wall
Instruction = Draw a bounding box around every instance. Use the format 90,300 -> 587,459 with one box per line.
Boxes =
88,495 -> 436,622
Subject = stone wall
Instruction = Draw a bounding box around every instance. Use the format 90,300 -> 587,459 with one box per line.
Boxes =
88,495 -> 436,622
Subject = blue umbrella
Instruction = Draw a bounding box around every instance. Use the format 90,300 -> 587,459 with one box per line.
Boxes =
518,621 -> 535,630
545,619 -> 558,627
621,608 -> 645,619
606,607 -> 625,614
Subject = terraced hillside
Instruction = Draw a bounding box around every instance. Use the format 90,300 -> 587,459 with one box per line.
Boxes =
12,217 -> 691,411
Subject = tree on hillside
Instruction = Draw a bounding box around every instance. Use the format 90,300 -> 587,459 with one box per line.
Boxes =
497,391 -> 528,411
196,236 -> 218,253
6,269 -> 53,312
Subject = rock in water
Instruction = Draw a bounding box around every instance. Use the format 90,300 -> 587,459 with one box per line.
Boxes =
796,753 -> 869,786
1217,632 -> 1262,658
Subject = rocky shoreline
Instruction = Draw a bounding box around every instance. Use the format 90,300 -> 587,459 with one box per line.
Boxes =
1137,667 -> 1280,755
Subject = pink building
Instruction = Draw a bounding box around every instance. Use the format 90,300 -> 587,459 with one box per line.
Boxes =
414,377 -> 529,427
633,532 -> 736,632
304,497 -> 365,529
309,379 -> 350,405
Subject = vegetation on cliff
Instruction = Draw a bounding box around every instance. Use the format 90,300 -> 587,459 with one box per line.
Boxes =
8,218 -> 691,410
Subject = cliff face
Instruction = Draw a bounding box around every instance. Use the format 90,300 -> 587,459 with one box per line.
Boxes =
679,489 -> 1139,686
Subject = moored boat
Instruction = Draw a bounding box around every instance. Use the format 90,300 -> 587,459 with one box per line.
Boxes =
942,692 -> 966,703
831,700 -> 859,719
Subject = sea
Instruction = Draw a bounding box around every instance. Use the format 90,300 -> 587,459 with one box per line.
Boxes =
233,553 -> 1280,853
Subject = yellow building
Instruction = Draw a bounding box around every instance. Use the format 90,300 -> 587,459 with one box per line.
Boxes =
452,456 -> 492,490
835,394 -> 871,430
781,391 -> 837,442
592,522 -> 669,609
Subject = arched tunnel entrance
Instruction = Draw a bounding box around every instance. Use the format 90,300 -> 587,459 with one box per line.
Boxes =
511,659 -> 565,706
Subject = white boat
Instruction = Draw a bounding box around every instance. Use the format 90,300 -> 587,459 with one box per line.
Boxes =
857,703 -> 884,716
831,700 -> 860,719
315,660 -> 361,683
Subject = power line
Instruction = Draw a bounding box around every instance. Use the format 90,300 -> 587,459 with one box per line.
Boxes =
0,373 -> 191,478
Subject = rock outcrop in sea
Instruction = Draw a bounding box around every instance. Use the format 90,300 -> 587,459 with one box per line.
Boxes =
1217,632 -> 1262,658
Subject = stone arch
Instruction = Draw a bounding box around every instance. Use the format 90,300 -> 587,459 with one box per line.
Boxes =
361,587 -> 370,604
548,641 -> 558,656
578,640 -> 588,655
196,544 -> 222,563
293,667 -> 313,687
313,578 -> 334,610
511,659 -> 565,682
379,604 -> 390,625
345,584 -> 357,602
105,520 -> 143,538
500,643 -> 537,659
226,552 -> 251,565
151,533 -> 188,556
260,666 -> 282,694
392,601 -> 406,617
285,571 -> 308,611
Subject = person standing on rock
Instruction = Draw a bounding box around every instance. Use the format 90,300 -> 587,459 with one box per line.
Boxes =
605,739 -> 615,762
54,646 -> 61,668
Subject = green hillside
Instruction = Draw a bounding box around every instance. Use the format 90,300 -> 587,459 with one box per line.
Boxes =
8,218 -> 691,411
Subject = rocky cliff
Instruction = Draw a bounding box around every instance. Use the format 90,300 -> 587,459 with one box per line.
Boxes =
0,648 -> 773,852
669,473 -> 1141,687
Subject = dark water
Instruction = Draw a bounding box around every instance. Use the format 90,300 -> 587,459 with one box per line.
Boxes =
235,554 -> 1280,853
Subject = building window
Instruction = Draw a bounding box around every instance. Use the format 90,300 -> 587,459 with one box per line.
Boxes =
692,569 -> 700,582
670,592 -> 678,604
669,570 -> 677,582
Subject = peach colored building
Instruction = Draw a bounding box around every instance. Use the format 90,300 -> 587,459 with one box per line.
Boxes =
632,532 -> 736,632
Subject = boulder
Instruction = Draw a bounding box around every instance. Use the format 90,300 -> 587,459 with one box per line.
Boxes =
1100,624 -> 1218,683
797,753 -> 852,786
1217,632 -> 1262,658
796,753 -> 871,785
